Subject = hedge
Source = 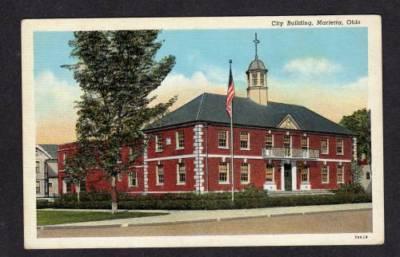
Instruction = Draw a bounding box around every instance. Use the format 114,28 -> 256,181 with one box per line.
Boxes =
37,191 -> 371,210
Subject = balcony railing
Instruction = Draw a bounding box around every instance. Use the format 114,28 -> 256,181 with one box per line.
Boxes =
262,147 -> 319,160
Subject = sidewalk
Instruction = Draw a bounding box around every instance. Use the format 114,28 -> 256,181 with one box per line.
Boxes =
40,203 -> 372,229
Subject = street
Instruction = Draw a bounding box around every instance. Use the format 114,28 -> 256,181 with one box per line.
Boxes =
38,209 -> 372,237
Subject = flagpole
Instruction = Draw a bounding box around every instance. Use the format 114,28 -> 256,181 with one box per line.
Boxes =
229,60 -> 235,203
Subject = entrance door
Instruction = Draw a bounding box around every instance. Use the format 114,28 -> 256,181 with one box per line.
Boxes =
284,164 -> 292,191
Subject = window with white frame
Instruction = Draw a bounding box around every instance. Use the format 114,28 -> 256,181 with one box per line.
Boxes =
336,138 -> 344,155
337,164 -> 344,184
177,162 -> 186,184
129,147 -> 135,162
218,162 -> 228,183
176,131 -> 184,149
301,136 -> 308,150
240,163 -> 250,184
260,73 -> 265,85
252,72 -> 258,85
321,138 -> 329,154
300,167 -> 309,183
128,170 -> 138,187
156,164 -> 164,185
265,164 -> 274,182
265,133 -> 273,149
240,131 -> 250,150
36,161 -> 40,173
36,181 -> 40,194
63,153 -> 67,165
155,134 -> 163,152
283,135 -> 291,156
218,130 -> 228,148
321,165 -> 329,184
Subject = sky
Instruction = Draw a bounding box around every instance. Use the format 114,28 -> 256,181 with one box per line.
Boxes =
34,28 -> 368,144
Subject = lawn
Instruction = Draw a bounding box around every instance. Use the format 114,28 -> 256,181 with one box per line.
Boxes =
37,210 -> 168,226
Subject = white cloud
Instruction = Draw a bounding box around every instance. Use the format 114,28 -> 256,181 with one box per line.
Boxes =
149,71 -> 239,110
269,76 -> 368,122
34,71 -> 81,122
283,57 -> 342,77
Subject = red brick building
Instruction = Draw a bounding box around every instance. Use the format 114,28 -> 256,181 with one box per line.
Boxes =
58,48 -> 356,195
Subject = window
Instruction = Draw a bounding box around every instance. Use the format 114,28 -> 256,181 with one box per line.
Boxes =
155,135 -> 163,152
301,136 -> 308,150
63,153 -> 67,165
36,161 -> 40,173
177,162 -> 186,184
265,134 -> 273,149
321,138 -> 329,154
218,162 -> 229,183
252,72 -> 258,85
129,171 -> 138,187
240,131 -> 250,150
366,172 -> 371,180
284,135 -> 291,156
36,181 -> 40,194
337,165 -> 344,184
218,130 -> 228,148
260,73 -> 264,85
129,147 -> 135,161
240,163 -> 250,184
321,165 -> 329,184
176,131 -> 184,149
300,167 -> 309,183
265,165 -> 274,182
336,138 -> 344,155
156,164 -> 164,185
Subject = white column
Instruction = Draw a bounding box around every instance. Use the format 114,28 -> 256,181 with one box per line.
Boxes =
62,180 -> 67,194
280,162 -> 285,191
291,162 -> 297,191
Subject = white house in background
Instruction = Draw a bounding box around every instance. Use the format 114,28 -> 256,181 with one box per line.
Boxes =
35,144 -> 59,198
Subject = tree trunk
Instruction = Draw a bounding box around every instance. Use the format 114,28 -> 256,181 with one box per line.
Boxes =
111,175 -> 118,214
76,182 -> 80,203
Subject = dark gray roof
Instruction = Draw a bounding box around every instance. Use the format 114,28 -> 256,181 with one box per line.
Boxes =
39,144 -> 58,159
145,93 -> 354,135
248,58 -> 266,71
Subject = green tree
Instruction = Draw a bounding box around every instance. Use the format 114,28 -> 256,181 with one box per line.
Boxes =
340,108 -> 371,162
64,144 -> 96,202
63,31 -> 176,213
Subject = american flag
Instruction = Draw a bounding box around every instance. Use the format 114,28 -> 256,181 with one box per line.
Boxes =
226,63 -> 235,118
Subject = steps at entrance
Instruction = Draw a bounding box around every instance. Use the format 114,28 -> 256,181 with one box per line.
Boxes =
268,190 -> 334,197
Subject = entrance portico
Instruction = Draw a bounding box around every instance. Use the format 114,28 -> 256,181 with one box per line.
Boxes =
280,161 -> 298,191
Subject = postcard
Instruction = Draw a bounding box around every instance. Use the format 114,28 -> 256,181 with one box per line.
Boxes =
22,15 -> 383,248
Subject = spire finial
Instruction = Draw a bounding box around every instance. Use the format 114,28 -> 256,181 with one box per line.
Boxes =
229,59 -> 232,69
253,32 -> 260,59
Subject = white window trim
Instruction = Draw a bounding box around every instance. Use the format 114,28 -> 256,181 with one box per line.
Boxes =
128,171 -> 138,187
63,153 -> 67,165
321,165 -> 330,184
240,131 -> 251,150
155,135 -> 163,152
175,131 -> 184,150
301,167 -> 310,184
176,163 -> 186,185
265,166 -> 275,183
321,138 -> 329,155
240,163 -> 251,184
156,165 -> 164,185
337,165 -> 345,184
36,161 -> 40,173
218,130 -> 229,149
336,138 -> 344,156
218,162 -> 230,184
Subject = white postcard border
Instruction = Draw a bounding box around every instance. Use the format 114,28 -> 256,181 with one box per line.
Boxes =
22,15 -> 383,249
